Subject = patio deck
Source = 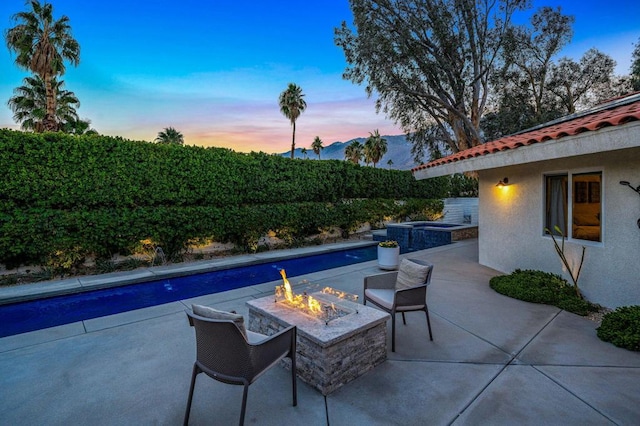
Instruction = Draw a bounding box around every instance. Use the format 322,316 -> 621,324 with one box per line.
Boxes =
1,239 -> 639,425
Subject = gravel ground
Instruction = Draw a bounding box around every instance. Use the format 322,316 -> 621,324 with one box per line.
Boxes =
587,307 -> 613,326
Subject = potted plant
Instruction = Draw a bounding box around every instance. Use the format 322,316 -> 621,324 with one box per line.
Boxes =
377,240 -> 400,270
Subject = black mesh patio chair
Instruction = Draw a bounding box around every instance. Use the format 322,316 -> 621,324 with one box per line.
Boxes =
364,258 -> 434,352
184,310 -> 297,426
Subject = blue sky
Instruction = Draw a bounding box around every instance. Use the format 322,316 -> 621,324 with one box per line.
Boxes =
1,0 -> 639,153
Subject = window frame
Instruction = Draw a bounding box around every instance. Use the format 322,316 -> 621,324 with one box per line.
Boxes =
542,168 -> 604,246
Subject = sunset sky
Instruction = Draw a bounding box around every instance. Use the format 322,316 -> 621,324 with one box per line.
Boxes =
1,0 -> 639,154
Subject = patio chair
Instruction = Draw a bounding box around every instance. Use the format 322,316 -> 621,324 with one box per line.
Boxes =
184,305 -> 297,426
364,258 -> 434,352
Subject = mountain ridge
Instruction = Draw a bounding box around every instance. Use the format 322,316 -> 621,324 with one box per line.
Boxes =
280,134 -> 425,170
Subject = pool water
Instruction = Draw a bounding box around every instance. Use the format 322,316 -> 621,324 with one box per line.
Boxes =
0,245 -> 377,338
414,223 -> 458,228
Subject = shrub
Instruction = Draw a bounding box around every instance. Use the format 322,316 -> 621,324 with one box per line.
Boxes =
489,269 -> 598,316
0,129 -> 470,270
597,306 -> 640,351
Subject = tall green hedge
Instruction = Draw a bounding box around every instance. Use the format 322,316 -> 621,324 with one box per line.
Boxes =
0,130 -> 469,268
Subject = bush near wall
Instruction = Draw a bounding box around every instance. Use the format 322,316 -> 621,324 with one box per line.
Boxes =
597,306 -> 640,351
0,130 -> 462,269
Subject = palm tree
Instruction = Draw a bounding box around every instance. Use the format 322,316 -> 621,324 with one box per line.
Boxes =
5,0 -> 80,132
61,117 -> 98,135
311,136 -> 323,159
344,140 -> 363,165
363,129 -> 387,168
278,83 -> 306,159
8,75 -> 80,132
155,127 -> 184,145
300,147 -> 308,159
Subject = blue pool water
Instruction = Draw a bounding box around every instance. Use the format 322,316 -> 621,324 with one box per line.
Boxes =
0,245 -> 377,338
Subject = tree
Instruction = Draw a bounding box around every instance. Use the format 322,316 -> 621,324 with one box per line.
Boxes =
501,7 -> 574,121
630,37 -> 640,91
482,8 -> 622,140
335,0 -> 527,156
5,0 -> 80,132
61,117 -> 98,135
344,140 -> 363,164
8,75 -> 80,132
155,127 -> 184,145
481,7 -> 574,141
300,147 -> 308,159
363,129 -> 387,168
548,48 -> 616,114
278,83 -> 307,159
311,136 -> 323,159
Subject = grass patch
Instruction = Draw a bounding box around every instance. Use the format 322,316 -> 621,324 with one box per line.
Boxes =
597,306 -> 640,351
489,269 -> 598,316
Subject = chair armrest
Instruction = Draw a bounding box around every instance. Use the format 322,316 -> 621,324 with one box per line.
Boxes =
364,271 -> 398,290
249,325 -> 297,373
395,284 -> 427,306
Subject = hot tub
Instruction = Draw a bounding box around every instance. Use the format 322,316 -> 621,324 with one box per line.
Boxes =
376,221 -> 478,251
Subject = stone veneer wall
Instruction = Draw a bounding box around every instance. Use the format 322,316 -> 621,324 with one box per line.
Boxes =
451,227 -> 478,241
247,300 -> 388,395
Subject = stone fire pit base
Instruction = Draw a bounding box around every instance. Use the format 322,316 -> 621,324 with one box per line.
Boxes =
247,293 -> 389,395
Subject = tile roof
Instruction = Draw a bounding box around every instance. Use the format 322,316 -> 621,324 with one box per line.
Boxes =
411,94 -> 640,173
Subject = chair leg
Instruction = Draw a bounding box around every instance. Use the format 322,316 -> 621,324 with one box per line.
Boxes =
290,334 -> 297,407
183,364 -> 200,426
291,363 -> 298,407
402,312 -> 407,325
391,313 -> 396,352
239,384 -> 249,426
425,307 -> 433,341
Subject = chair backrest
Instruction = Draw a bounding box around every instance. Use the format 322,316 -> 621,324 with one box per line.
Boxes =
407,258 -> 433,286
396,258 -> 433,289
187,311 -> 255,380
394,259 -> 433,307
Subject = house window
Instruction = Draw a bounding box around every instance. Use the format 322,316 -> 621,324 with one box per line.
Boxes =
572,172 -> 601,242
544,171 -> 602,242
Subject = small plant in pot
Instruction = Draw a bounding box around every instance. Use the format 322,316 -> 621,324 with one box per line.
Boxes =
377,240 -> 400,270
378,240 -> 399,248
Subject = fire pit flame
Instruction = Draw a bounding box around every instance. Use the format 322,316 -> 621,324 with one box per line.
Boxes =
321,287 -> 359,303
279,269 -> 294,302
275,269 -> 354,324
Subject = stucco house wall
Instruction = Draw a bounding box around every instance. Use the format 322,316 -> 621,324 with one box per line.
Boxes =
478,147 -> 640,309
412,96 -> 640,309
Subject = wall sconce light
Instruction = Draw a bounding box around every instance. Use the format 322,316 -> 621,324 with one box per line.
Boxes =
620,180 -> 640,196
496,177 -> 509,188
620,181 -> 640,230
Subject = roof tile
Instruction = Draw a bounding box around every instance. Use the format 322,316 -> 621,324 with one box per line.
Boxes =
412,97 -> 640,173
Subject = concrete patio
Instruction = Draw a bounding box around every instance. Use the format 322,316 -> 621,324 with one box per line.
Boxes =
1,239 -> 639,425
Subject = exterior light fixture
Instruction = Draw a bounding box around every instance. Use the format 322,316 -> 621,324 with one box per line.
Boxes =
620,180 -> 640,195
496,177 -> 509,188
620,181 -> 640,230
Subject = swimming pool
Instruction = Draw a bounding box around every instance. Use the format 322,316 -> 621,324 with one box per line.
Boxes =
0,245 -> 378,338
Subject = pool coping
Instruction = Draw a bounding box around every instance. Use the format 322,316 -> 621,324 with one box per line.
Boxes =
0,240 -> 378,305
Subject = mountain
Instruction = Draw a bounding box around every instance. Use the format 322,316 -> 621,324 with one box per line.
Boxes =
280,134 -> 426,170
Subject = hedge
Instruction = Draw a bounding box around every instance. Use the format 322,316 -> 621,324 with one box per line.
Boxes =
0,129 -> 470,268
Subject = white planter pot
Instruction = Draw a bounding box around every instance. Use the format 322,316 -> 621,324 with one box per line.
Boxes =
377,246 -> 400,270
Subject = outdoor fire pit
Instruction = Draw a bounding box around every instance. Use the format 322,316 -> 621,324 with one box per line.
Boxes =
246,271 -> 390,395
273,270 -> 358,324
